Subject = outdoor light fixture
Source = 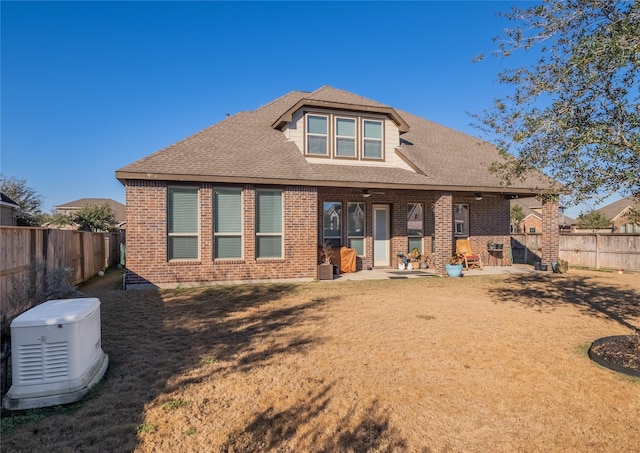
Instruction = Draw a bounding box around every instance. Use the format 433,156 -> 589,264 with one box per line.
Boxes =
362,189 -> 371,198
475,193 -> 483,201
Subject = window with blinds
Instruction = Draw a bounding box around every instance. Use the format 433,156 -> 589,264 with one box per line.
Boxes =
167,187 -> 199,260
214,188 -> 242,259
256,189 -> 283,258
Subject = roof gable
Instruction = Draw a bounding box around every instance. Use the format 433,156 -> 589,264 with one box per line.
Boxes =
116,86 -> 560,195
596,196 -> 640,221
272,86 -> 410,132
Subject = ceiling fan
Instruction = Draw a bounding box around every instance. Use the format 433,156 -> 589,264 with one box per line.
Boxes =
361,189 -> 386,198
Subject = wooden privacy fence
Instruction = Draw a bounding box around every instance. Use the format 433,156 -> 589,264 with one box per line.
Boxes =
0,227 -> 123,316
511,233 -> 640,271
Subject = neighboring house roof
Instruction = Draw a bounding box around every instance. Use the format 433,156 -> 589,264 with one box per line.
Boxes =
510,198 -> 575,227
0,192 -> 19,208
511,198 -> 541,220
116,86 -> 559,195
55,198 -> 126,223
595,196 -> 640,222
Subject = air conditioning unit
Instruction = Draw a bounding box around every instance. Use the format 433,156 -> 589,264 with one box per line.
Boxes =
2,297 -> 109,410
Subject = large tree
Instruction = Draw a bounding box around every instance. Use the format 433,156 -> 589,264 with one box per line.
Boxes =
510,204 -> 526,232
474,1 -> 640,205
576,210 -> 612,231
0,174 -> 45,225
74,203 -> 117,232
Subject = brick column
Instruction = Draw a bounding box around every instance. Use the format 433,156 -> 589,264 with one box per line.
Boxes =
541,197 -> 560,267
434,192 -> 453,276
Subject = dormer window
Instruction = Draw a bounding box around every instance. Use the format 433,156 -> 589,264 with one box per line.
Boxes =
335,117 -> 356,158
306,114 -> 328,155
363,120 -> 383,159
304,112 -> 386,160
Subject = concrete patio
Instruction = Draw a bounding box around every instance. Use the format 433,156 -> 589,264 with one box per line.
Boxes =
328,264 -> 536,281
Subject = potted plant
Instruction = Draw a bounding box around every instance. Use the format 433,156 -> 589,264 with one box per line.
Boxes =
445,252 -> 464,277
420,254 -> 432,269
318,242 -> 334,280
409,248 -> 421,270
396,252 -> 409,270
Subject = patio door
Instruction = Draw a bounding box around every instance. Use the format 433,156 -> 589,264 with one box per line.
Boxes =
373,204 -> 390,267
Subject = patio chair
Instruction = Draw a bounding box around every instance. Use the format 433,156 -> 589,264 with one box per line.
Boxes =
455,239 -> 483,270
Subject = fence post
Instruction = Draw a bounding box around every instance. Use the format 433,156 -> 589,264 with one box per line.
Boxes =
595,234 -> 600,270
80,232 -> 86,282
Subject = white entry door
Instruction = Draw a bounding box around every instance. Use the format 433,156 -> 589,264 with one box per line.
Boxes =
373,204 -> 390,267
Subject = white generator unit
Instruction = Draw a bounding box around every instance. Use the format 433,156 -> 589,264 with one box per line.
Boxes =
2,297 -> 109,410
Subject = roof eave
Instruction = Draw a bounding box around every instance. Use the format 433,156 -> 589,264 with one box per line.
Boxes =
116,171 -> 559,197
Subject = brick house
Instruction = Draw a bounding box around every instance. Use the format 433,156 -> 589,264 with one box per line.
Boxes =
510,198 -> 574,234
54,198 -> 127,228
116,86 -> 560,288
596,196 -> 640,233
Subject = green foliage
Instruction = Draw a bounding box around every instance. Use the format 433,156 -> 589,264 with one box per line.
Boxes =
577,210 -> 612,230
510,204 -> 525,228
162,399 -> 191,411
0,411 -> 45,435
474,1 -> 640,204
0,174 -> 45,225
135,422 -> 157,434
74,203 -> 117,232
46,212 -> 75,228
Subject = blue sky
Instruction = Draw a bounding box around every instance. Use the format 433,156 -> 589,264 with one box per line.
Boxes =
0,0 -> 619,217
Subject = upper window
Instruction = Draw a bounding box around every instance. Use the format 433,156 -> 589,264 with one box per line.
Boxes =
256,189 -> 283,258
214,188 -> 242,259
323,201 -> 342,247
407,203 -> 423,254
306,115 -> 328,156
335,117 -> 356,158
347,202 -> 365,255
304,113 -> 385,160
167,187 -> 199,260
363,120 -> 383,159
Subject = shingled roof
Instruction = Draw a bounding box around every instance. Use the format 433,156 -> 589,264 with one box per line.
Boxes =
55,198 -> 126,223
116,86 -> 558,195
596,196 -> 640,221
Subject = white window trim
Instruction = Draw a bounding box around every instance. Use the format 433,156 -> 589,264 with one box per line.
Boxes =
167,186 -> 200,261
305,113 -> 329,156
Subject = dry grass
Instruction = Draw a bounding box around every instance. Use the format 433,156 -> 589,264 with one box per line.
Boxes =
2,268 -> 639,452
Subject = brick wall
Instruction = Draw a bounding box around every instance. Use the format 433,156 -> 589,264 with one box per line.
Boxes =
124,180 -> 317,287
317,188 -> 439,271
541,198 -> 560,266
125,180 -> 516,286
